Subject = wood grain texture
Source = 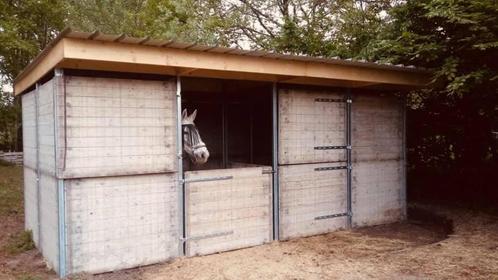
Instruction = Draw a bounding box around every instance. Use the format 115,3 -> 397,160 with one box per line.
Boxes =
185,167 -> 272,256
279,88 -> 347,165
279,162 -> 348,240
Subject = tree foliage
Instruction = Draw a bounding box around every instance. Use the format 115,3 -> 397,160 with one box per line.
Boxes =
0,0 -> 496,204
369,0 -> 498,204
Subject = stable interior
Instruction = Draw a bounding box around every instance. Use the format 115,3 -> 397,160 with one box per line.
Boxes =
182,77 -> 273,171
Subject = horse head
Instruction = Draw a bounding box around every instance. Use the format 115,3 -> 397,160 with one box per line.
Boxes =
182,109 -> 210,164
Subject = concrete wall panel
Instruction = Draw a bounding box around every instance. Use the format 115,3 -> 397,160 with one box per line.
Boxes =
279,162 -> 347,239
22,91 -> 39,244
279,88 -> 346,165
39,173 -> 59,271
22,91 -> 37,169
60,76 -> 177,178
65,173 -> 178,274
352,93 -> 405,226
38,81 -> 56,175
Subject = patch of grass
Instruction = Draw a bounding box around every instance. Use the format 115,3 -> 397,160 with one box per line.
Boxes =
16,274 -> 42,280
5,230 -> 35,255
0,165 -> 23,216
0,158 -> 15,166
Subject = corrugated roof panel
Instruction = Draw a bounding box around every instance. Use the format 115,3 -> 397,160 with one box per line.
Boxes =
143,39 -> 168,46
167,41 -> 195,49
119,36 -> 144,44
188,44 -> 218,51
207,46 -> 234,53
224,49 -> 251,55
243,50 -> 268,57
94,33 -> 122,42
67,30 -> 92,39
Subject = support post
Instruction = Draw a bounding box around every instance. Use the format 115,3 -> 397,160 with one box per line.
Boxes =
272,82 -> 280,240
35,82 -> 41,248
221,97 -> 228,168
54,68 -> 67,277
401,97 -> 407,219
346,89 -> 353,228
175,76 -> 186,256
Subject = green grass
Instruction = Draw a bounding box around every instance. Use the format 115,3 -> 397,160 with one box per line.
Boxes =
0,164 -> 23,216
0,163 -> 32,255
5,230 -> 35,255
16,274 -> 42,280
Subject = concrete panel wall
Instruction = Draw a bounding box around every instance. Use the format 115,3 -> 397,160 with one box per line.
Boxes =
22,81 -> 60,271
185,167 -> 272,256
279,162 -> 347,239
65,173 -> 178,274
351,93 -> 405,227
279,88 -> 346,165
278,87 -> 348,239
38,81 -> 56,175
22,91 -> 39,244
22,91 -> 37,169
37,80 -> 60,271
39,173 -> 59,272
59,76 -> 177,178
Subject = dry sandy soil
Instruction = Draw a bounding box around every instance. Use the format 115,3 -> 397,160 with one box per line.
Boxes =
1,164 -> 497,280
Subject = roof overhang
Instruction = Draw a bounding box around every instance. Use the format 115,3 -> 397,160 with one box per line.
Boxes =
14,29 -> 432,95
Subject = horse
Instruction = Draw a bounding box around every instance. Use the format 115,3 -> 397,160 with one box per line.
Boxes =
182,109 -> 210,165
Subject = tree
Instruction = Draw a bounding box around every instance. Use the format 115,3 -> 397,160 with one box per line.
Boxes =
369,0 -> 498,204
65,0 -> 228,45
0,0 -> 67,81
0,0 -> 67,151
203,0 -> 395,57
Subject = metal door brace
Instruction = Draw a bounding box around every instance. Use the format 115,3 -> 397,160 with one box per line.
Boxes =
181,230 -> 234,242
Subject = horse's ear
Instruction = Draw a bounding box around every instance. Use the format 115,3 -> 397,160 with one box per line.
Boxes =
182,109 -> 188,120
190,109 -> 197,121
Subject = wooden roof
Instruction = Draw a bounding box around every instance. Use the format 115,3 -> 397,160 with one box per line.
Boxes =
14,28 -> 431,95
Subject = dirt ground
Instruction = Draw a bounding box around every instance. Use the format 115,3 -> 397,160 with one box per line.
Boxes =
1,164 -> 497,280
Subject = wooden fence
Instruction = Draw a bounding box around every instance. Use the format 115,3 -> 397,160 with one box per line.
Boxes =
0,152 -> 23,165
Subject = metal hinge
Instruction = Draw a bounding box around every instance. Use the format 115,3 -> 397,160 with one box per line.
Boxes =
314,145 -> 348,150
315,98 -> 346,103
315,213 -> 349,220
314,166 -> 348,171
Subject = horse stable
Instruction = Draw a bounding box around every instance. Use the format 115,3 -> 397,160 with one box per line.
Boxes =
14,28 -> 430,277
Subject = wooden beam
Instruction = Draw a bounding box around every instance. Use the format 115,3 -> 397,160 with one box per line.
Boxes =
62,38 -> 430,87
14,36 -> 431,95
14,41 -> 65,95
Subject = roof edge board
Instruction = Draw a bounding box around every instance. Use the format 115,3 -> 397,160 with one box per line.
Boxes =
14,38 -> 66,95
14,30 -> 432,95
60,38 -> 429,87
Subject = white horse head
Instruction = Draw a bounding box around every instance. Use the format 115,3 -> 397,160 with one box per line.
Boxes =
182,109 -> 210,164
